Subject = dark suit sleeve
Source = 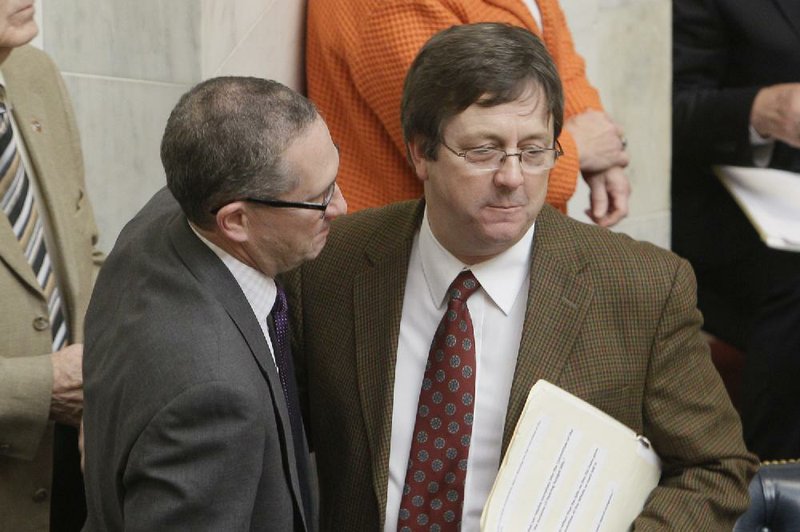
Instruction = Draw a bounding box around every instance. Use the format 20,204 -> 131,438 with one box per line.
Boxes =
634,260 -> 758,529
672,0 -> 760,164
122,381 -> 268,531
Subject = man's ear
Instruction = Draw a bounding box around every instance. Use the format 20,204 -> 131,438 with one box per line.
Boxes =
214,201 -> 250,243
407,137 -> 430,182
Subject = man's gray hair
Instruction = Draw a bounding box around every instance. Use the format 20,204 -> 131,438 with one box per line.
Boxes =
161,76 -> 319,227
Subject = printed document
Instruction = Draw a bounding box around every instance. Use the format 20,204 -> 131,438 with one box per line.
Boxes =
481,380 -> 660,532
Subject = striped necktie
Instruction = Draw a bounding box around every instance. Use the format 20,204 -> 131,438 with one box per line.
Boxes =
0,97 -> 68,351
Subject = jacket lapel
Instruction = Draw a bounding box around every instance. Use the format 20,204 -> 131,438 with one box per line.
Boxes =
167,208 -> 308,529
353,201 -> 423,526
0,83 -> 50,295
0,212 -> 40,292
501,206 -> 594,451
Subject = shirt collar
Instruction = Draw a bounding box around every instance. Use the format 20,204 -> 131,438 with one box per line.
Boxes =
190,224 -> 276,323
419,208 -> 534,315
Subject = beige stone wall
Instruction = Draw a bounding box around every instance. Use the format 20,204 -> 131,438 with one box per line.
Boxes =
37,0 -> 671,252
562,0 -> 671,248
38,0 -> 306,252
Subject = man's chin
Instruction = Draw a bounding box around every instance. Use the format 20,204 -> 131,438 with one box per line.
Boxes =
306,240 -> 327,262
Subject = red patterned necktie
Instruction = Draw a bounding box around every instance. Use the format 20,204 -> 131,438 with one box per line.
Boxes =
398,270 -> 481,531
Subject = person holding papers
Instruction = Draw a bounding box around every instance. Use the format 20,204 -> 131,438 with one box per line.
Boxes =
286,23 -> 757,531
672,0 -> 800,460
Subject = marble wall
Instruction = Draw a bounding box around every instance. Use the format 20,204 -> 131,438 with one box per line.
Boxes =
38,0 -> 670,252
39,0 -> 306,252
563,0 -> 672,248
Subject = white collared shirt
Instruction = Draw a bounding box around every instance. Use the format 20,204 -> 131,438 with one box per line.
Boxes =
190,226 -> 278,365
384,209 -> 534,531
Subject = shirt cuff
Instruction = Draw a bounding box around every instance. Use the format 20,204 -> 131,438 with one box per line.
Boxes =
749,125 -> 775,168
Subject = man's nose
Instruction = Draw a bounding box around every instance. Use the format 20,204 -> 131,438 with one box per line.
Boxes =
493,153 -> 525,189
325,183 -> 347,218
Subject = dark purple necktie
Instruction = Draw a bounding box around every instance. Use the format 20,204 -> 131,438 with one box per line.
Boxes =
269,283 -> 312,520
270,284 -> 304,448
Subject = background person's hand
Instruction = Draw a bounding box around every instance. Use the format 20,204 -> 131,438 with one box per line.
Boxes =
583,165 -> 631,227
50,343 -> 83,427
565,110 -> 630,173
751,83 -> 800,149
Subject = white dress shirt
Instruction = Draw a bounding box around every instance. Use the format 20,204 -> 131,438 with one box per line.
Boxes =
190,227 -> 278,364
749,125 -> 775,168
384,209 -> 534,531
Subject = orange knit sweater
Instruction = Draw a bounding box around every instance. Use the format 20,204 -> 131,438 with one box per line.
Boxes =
307,0 -> 603,213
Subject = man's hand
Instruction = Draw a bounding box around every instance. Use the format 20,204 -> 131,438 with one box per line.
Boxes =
583,166 -> 630,227
565,110 -> 630,173
751,83 -> 800,148
51,343 -> 83,427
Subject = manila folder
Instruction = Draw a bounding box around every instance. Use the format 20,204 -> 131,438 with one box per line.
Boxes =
481,380 -> 661,532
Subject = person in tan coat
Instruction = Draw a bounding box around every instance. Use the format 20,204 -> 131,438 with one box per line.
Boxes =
0,2 -> 103,530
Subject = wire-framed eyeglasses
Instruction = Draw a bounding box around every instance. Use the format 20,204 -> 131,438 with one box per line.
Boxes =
211,179 -> 337,219
441,140 -> 564,174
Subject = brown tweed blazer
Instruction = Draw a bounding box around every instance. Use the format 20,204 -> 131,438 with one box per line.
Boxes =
286,200 -> 758,531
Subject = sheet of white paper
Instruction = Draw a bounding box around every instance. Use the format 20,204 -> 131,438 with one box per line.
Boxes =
714,165 -> 800,251
481,380 -> 661,532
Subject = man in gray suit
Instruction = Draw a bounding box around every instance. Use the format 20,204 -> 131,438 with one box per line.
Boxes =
82,77 -> 346,530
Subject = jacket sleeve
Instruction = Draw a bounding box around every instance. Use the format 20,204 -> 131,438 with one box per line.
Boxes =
634,259 -> 758,529
121,381 -> 273,531
537,0 -> 603,206
672,0 -> 760,165
539,0 -> 603,117
0,354 -> 52,460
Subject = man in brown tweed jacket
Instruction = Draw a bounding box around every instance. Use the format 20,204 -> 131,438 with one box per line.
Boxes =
286,23 -> 757,531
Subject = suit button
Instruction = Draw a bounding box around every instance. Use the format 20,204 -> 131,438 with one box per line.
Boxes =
0,442 -> 10,453
32,488 -> 48,503
31,119 -> 43,133
33,316 -> 49,331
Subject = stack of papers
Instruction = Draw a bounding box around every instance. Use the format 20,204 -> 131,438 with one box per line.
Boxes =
714,165 -> 800,252
481,380 -> 660,532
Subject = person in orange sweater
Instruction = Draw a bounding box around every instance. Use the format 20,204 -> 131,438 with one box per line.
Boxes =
307,0 -> 630,225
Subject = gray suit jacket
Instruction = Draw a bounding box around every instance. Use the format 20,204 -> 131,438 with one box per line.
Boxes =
83,189 -> 313,531
285,200 -> 757,531
0,45 -> 103,531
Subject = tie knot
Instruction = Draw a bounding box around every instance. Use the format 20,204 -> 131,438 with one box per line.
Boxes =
272,283 -> 287,316
447,270 -> 480,302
